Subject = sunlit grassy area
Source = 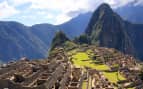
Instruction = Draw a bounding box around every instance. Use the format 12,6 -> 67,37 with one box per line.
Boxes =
82,81 -> 88,89
128,88 -> 134,89
71,52 -> 109,71
69,49 -> 126,85
103,72 -> 125,83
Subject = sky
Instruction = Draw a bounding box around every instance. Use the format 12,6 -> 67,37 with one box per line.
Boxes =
0,0 -> 142,26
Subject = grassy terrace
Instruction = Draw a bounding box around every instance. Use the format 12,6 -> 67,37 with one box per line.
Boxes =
71,52 -> 109,71
82,81 -> 88,89
68,49 -> 126,88
103,72 -> 125,83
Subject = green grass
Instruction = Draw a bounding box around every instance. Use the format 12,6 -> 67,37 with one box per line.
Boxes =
71,52 -> 109,70
128,88 -> 134,89
88,76 -> 92,89
82,81 -> 88,89
69,50 -> 126,85
103,71 -> 125,83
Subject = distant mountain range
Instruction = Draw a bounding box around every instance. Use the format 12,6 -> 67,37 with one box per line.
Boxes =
0,22 -> 48,61
1,3 -> 143,61
116,3 -> 143,24
58,12 -> 92,39
0,12 -> 91,61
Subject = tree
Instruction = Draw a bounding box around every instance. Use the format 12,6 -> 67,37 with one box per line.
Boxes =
50,30 -> 70,50
74,34 -> 90,44
139,71 -> 143,80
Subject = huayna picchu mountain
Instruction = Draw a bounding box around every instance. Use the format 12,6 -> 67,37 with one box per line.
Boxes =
85,3 -> 143,59
85,3 -> 135,56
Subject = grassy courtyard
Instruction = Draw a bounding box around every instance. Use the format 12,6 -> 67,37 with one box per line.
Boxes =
71,52 -> 109,71
103,71 -> 125,83
82,81 -> 88,89
69,49 -> 126,84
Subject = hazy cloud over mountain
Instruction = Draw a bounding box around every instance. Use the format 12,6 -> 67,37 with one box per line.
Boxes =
0,0 -> 142,25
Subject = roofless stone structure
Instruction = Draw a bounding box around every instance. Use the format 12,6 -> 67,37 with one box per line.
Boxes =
0,48 -> 85,89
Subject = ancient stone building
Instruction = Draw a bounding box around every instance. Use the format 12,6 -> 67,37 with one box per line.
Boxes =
0,48 -> 84,89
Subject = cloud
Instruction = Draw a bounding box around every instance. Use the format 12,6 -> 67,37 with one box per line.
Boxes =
134,0 -> 143,6
1,0 -> 143,25
0,1 -> 19,19
8,0 -> 31,6
55,14 -> 72,25
45,14 -> 55,19
107,0 -> 135,8
28,0 -> 104,24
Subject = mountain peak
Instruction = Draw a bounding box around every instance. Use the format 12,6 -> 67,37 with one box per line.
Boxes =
97,3 -> 113,13
85,3 -> 114,35
85,3 -> 135,55
98,3 -> 111,9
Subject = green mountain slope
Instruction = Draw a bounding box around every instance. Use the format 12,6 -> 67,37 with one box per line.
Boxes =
85,3 -> 135,56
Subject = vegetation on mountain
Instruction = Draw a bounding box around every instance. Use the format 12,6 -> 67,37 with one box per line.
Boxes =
74,34 -> 90,44
50,31 -> 70,50
85,3 -> 135,56
139,71 -> 143,80
83,3 -> 143,60
0,21 -> 48,61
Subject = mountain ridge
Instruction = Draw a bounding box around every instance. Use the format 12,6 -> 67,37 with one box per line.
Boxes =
0,21 -> 48,61
1,3 -> 143,61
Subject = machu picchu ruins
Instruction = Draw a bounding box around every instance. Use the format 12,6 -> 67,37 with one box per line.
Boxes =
0,45 -> 142,89
1,1 -> 143,89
